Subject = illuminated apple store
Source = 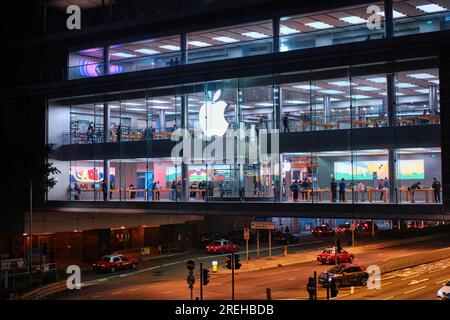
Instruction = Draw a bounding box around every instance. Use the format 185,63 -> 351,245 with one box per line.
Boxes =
48,63 -> 442,205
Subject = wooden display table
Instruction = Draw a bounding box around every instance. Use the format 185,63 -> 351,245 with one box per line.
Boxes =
367,188 -> 388,203
337,120 -> 376,129
399,187 -> 436,203
301,122 -> 337,131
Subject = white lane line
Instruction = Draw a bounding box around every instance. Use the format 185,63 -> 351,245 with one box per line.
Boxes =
97,278 -> 107,282
381,282 -> 392,287
430,268 -> 447,273
120,274 -> 128,278
435,279 -> 450,285
403,286 -> 427,295
90,295 -> 103,299
331,293 -> 350,299
408,279 -> 428,286
162,262 -> 181,267
401,274 -> 421,280
382,296 -> 394,300
382,275 -> 397,280
288,278 -> 296,281
111,291 -> 122,295
129,288 -> 139,292
163,290 -> 174,294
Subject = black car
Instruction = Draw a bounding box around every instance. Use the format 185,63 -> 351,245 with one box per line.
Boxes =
318,264 -> 369,287
312,225 -> 335,236
226,230 -> 255,245
272,231 -> 300,244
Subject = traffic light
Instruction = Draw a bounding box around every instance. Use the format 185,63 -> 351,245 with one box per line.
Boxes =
202,268 -> 210,285
234,254 -> 241,269
226,255 -> 232,269
42,242 -> 48,256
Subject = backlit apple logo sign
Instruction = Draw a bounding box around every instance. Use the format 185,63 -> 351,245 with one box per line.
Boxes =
199,90 -> 229,138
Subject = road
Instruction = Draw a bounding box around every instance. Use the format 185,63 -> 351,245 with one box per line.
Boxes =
333,258 -> 450,300
53,235 -> 450,300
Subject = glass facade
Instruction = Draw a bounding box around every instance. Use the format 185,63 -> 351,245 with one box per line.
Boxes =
66,2 -> 450,80
48,63 -> 442,205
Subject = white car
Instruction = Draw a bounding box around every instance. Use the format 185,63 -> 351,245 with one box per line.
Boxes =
437,281 -> 450,300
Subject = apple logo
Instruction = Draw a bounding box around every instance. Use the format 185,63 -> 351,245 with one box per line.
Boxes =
199,90 -> 229,138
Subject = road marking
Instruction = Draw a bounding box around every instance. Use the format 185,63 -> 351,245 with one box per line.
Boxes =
381,282 -> 392,287
163,290 -> 174,294
408,279 -> 428,286
129,288 -> 139,292
403,286 -> 427,295
288,278 -> 296,281
382,296 -> 394,300
430,268 -> 447,273
162,262 -> 181,267
382,275 -> 397,280
111,291 -> 122,295
97,278 -> 107,282
435,279 -> 449,285
90,295 -> 103,299
120,274 -> 128,277
331,293 -> 350,299
401,274 -> 420,280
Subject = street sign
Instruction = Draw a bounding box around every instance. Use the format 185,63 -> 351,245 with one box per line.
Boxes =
251,221 -> 275,230
186,260 -> 195,271
212,260 -> 218,272
243,228 -> 250,240
187,274 -> 195,286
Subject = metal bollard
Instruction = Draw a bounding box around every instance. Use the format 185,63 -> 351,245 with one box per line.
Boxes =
283,245 -> 288,256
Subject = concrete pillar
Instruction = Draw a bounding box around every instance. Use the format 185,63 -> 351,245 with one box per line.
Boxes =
382,97 -> 388,117
103,103 -> 110,142
388,149 -> 397,203
272,18 -> 280,53
103,45 -> 110,75
387,74 -> 396,127
384,0 -> 393,38
429,84 -> 438,113
103,160 -> 110,200
159,110 -> 166,132
274,86 -> 282,131
180,33 -> 187,64
323,95 -> 331,123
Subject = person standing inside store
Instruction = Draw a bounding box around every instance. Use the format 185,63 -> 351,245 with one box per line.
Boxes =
74,183 -> 81,200
330,178 -> 337,203
339,178 -> 346,202
291,180 -> 299,202
116,124 -> 122,142
409,181 -> 421,203
378,178 -> 384,201
357,181 -> 366,202
283,113 -> 290,133
170,180 -> 177,201
432,177 -> 441,203
109,180 -> 114,200
154,181 -> 160,200
301,179 -> 308,200
102,181 -> 107,201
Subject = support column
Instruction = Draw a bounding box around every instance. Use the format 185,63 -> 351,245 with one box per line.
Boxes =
159,110 -> 166,132
181,94 -> 189,201
384,0 -> 393,38
387,74 -> 396,127
103,103 -> 110,142
274,86 -> 282,202
103,160 -> 110,201
180,33 -> 187,65
388,148 -> 397,204
323,95 -> 331,123
382,97 -> 388,117
429,84 -> 438,113
272,18 -> 280,53
103,45 -> 110,75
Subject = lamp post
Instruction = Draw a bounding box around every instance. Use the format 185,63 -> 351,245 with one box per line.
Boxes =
29,179 -> 33,288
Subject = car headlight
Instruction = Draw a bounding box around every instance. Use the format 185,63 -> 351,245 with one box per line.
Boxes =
437,290 -> 442,296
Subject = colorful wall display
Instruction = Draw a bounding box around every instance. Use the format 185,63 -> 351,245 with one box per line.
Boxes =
334,161 -> 389,180
70,166 -> 116,183
398,159 -> 425,179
